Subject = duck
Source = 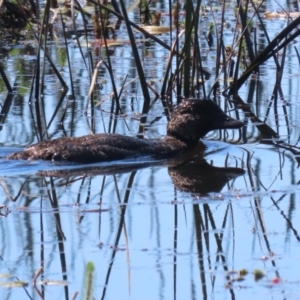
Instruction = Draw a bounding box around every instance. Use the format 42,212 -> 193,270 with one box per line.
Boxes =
7,99 -> 243,164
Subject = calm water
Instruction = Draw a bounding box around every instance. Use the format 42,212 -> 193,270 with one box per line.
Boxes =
1,0 -> 300,299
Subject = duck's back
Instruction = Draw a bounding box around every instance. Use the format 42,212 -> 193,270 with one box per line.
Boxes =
6,99 -> 243,164
7,134 -> 188,163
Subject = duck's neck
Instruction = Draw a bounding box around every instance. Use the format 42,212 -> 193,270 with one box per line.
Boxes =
165,133 -> 199,148
166,109 -> 207,147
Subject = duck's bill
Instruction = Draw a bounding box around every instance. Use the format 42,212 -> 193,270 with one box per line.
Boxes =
220,115 -> 244,129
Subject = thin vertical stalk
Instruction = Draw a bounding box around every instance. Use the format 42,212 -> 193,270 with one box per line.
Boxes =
118,0 -> 152,136
183,0 -> 192,98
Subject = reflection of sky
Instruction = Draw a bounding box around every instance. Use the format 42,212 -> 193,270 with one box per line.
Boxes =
0,177 -> 299,299
1,140 -> 300,298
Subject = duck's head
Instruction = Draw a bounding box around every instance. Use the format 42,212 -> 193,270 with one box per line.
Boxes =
167,99 -> 243,146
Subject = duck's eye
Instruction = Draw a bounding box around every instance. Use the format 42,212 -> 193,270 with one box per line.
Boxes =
227,117 -> 231,122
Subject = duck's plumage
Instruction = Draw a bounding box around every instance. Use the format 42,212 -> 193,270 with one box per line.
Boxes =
7,99 -> 243,163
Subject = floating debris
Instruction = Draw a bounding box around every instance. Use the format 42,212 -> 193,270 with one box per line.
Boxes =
38,280 -> 69,286
0,281 -> 28,288
264,11 -> 300,19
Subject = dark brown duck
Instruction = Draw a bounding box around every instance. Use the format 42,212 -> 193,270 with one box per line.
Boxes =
7,100 -> 243,164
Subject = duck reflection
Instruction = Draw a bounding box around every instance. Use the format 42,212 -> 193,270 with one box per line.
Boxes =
169,159 -> 244,194
36,154 -> 244,195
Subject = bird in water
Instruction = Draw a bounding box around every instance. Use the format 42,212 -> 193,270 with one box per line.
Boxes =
7,99 -> 243,164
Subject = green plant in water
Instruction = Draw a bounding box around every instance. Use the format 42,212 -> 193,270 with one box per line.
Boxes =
140,0 -> 152,25
56,48 -> 67,67
83,262 -> 95,300
25,21 -> 34,31
246,19 -> 253,32
207,22 -> 214,47
234,5 -> 247,18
